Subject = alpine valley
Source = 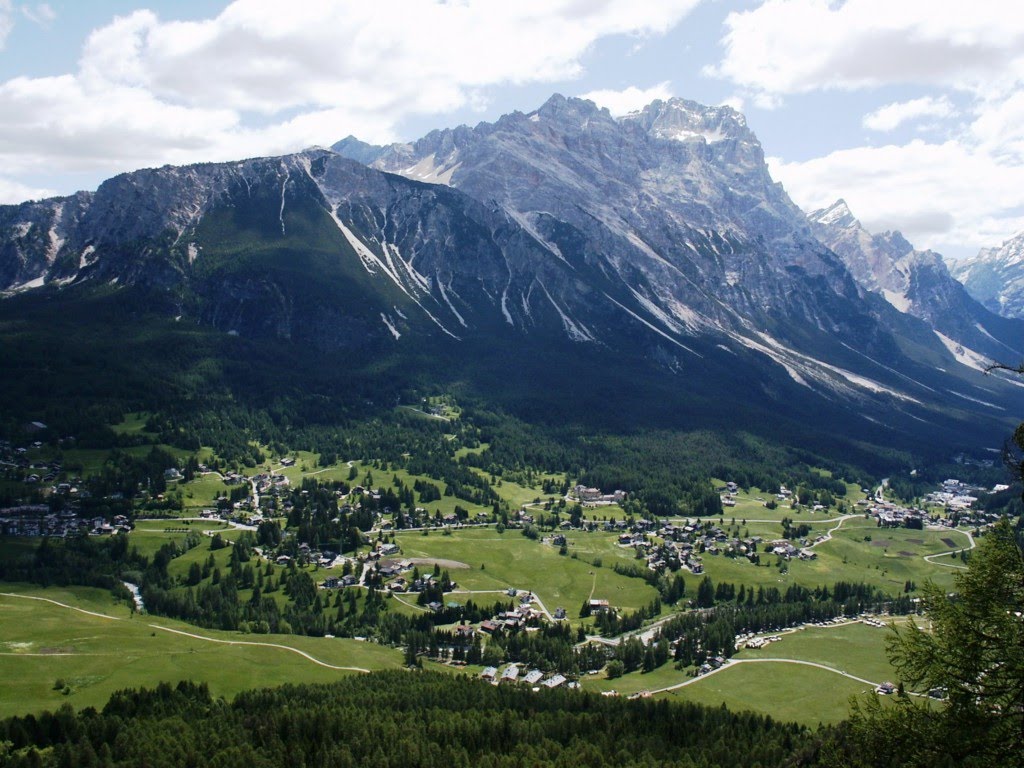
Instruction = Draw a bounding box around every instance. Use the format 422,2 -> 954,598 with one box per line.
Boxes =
1,95 -> 1020,468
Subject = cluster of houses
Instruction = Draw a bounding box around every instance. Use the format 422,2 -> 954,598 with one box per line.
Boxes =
608,516 -> 830,572
253,472 -> 290,495
478,590 -> 551,632
858,495 -> 926,528
0,505 -> 131,537
924,479 -> 981,514
1,438 -> 70,488
862,477 -> 1006,529
569,485 -> 627,507
480,664 -> 575,690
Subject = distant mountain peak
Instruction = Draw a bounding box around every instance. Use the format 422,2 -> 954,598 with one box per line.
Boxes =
950,228 -> 1024,318
812,200 -> 1023,363
330,135 -> 385,165
629,97 -> 753,148
811,199 -> 855,228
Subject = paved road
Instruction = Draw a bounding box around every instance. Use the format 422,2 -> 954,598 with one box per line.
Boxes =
923,527 -> 976,569
809,514 -> 858,549
449,588 -> 555,622
650,657 -> 923,697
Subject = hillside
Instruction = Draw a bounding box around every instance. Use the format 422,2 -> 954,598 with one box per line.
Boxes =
0,95 -> 1020,476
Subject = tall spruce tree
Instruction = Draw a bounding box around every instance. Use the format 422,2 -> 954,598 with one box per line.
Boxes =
824,518 -> 1023,767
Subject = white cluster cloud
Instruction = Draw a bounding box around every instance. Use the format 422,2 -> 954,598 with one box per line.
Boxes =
711,0 -> 1024,100
711,0 -> 1024,254
862,96 -> 955,132
770,139 -> 1024,254
0,0 -> 699,202
579,82 -> 673,116
0,175 -> 55,203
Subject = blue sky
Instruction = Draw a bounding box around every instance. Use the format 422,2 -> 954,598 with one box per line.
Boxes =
1,1 -> 1022,258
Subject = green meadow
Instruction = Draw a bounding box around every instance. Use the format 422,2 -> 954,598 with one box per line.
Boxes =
393,527 -> 661,618
0,584 -> 402,719
581,619 -> 905,726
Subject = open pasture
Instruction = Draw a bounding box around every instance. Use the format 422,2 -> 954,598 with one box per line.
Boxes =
0,584 -> 401,718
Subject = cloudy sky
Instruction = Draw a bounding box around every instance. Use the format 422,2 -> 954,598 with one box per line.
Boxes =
1,0 -> 1021,258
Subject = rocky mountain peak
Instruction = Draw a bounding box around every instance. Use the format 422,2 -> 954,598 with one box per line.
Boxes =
811,198 -> 1023,362
3,92 -> 1022,449
812,199 -> 856,229
950,229 -> 1024,319
534,92 -> 610,123
631,97 -> 748,140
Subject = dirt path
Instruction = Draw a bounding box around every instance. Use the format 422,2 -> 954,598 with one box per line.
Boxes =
0,592 -> 372,674
148,625 -> 371,673
391,593 -> 428,612
1,592 -> 123,621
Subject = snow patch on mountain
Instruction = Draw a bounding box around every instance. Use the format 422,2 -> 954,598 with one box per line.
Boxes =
881,289 -> 911,313
401,153 -> 461,185
933,331 -> 992,372
381,313 -> 401,340
539,281 -> 592,342
669,128 -> 727,144
947,390 -> 1004,410
79,245 -> 96,270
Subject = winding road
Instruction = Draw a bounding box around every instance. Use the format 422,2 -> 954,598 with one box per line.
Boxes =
922,527 -> 976,569
650,656 -> 924,697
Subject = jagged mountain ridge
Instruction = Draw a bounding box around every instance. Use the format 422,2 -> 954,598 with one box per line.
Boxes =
809,199 -> 1024,368
950,230 -> 1024,320
0,94 -> 1019,454
0,151 -> 623,348
335,95 -> 1020,422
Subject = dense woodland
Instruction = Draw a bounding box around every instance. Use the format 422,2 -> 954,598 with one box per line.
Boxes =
0,672 -> 815,768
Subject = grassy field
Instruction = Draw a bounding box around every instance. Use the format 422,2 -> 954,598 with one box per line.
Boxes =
179,473 -> 233,511
0,583 -> 403,718
394,527 -> 661,619
668,660 -> 870,726
580,619 -> 904,726
690,517 -> 966,594
127,519 -> 236,560
706,477 -> 869,522
738,620 -> 909,683
109,412 -> 154,437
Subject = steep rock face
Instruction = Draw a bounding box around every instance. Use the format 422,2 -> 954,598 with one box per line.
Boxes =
351,95 -> 865,347
810,200 -> 1024,365
0,192 -> 93,290
950,231 -> 1024,319
0,94 -> 1019,450
339,95 -> 1021,408
0,151 -> 625,350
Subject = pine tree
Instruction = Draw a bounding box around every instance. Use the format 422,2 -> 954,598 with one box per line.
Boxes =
831,518 -> 1024,767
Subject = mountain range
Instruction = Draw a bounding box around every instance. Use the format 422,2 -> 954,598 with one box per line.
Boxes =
949,231 -> 1024,321
808,199 -> 1023,371
1,94 -> 1021,462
